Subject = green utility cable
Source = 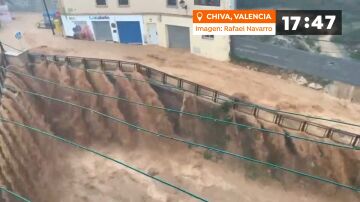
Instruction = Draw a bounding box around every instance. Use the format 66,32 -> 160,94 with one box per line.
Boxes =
0,118 -> 208,202
3,67 -> 358,150
11,89 -> 359,192
0,187 -> 31,202
36,59 -> 360,128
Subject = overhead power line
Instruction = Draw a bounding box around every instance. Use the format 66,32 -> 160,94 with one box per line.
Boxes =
39,59 -> 360,129
0,187 -> 31,202
0,118 -> 208,202
3,66 -> 358,150
6,87 -> 358,192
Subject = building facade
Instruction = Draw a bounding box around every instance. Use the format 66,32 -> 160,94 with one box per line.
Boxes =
0,0 -> 11,23
59,0 -> 235,61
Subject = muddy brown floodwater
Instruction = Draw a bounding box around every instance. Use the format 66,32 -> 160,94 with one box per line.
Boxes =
1,12 -> 360,133
0,59 -> 358,202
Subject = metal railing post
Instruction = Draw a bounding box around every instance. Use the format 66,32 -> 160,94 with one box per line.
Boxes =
162,74 -> 167,84
325,128 -> 333,138
0,42 -> 7,98
178,79 -> 183,89
232,98 -> 238,110
195,84 -> 200,96
300,121 -> 307,132
353,136 -> 359,147
135,63 -> 141,72
83,58 -> 89,69
213,91 -> 218,103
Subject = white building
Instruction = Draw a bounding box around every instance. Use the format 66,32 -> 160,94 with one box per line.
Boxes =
0,0 -> 11,23
59,0 -> 235,61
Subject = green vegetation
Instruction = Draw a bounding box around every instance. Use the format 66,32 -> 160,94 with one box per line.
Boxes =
305,38 -> 315,47
350,52 -> 360,60
257,36 -> 272,43
331,36 -> 345,44
331,28 -> 360,45
293,40 -> 308,52
316,46 -> 321,53
203,150 -> 213,160
199,104 -> 233,150
205,101 -> 233,122
245,164 -> 268,181
220,101 -> 232,114
301,37 -> 323,53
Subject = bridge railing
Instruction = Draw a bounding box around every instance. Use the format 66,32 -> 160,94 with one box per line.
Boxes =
27,53 -> 360,148
0,42 -> 7,98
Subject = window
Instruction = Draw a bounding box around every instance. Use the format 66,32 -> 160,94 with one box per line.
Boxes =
118,0 -> 129,6
96,0 -> 106,6
202,35 -> 214,40
167,0 -> 177,6
194,0 -> 220,6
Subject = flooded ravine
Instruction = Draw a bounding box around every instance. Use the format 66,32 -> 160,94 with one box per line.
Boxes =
0,58 -> 358,202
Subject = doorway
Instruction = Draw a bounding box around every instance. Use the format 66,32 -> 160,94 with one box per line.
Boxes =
167,25 -> 190,50
147,23 -> 158,45
117,21 -> 143,44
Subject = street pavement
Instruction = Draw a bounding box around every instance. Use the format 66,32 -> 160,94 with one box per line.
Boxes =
231,37 -> 360,85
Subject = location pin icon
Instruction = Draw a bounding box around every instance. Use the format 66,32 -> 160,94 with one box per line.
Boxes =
197,12 -> 203,22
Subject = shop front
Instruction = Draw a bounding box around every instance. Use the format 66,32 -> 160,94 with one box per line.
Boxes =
61,15 -> 144,44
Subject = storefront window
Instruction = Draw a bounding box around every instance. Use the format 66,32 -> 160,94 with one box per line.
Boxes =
194,0 -> 220,6
72,21 -> 95,41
